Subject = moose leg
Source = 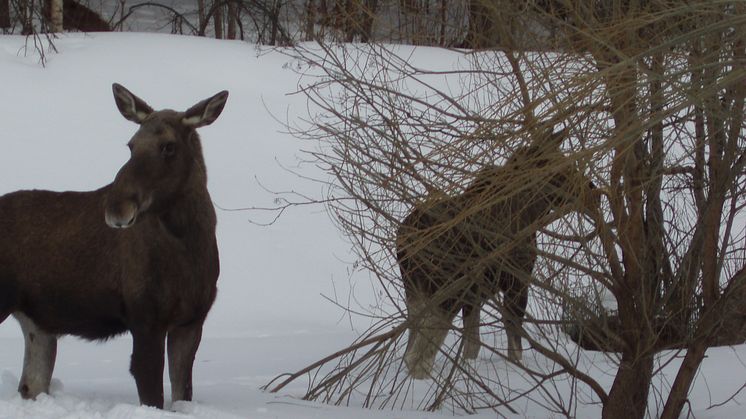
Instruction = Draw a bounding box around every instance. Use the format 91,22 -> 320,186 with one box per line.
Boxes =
462,303 -> 481,360
14,313 -> 57,399
130,329 -> 166,408
167,323 -> 203,403
503,283 -> 529,362
403,299 -> 452,379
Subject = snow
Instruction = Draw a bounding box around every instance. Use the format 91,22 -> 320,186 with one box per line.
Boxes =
0,32 -> 744,418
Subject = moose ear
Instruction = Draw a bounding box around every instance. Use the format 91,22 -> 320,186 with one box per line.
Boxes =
112,83 -> 154,124
548,126 -> 567,144
182,91 -> 229,128
537,126 -> 566,152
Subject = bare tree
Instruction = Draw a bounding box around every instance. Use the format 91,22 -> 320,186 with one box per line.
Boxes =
0,0 -> 10,29
267,1 -> 746,418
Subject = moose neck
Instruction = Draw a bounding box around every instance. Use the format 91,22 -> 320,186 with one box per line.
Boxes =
159,161 -> 215,241
465,168 -> 562,234
510,192 -> 556,231
143,133 -> 215,241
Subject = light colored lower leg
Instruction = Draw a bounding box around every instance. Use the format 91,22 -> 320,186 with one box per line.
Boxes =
404,301 -> 451,379
168,325 -> 202,402
14,313 -> 57,399
507,331 -> 522,362
462,306 -> 481,360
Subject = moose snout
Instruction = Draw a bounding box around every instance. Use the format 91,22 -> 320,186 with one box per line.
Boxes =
105,200 -> 139,228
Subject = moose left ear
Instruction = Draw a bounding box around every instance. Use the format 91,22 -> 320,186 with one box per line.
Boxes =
182,90 -> 229,128
113,83 -> 154,124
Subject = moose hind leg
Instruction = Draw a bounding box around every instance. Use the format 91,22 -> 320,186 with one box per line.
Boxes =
403,300 -> 452,379
503,284 -> 529,362
14,313 -> 57,399
462,303 -> 481,360
167,323 -> 203,403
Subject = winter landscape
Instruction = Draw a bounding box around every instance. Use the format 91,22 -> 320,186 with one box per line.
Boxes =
0,30 -> 745,419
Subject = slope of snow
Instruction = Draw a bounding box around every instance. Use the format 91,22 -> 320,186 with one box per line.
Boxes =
0,33 -> 744,418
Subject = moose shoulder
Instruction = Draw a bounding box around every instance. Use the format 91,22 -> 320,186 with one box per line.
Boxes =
0,84 -> 228,408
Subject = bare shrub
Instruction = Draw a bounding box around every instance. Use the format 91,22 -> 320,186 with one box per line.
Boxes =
266,2 -> 746,418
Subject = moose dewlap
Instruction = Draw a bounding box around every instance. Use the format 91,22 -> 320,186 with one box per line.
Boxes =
0,84 -> 228,408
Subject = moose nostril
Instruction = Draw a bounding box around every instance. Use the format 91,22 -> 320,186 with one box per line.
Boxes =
115,219 -> 132,228
105,202 -> 138,229
112,214 -> 136,228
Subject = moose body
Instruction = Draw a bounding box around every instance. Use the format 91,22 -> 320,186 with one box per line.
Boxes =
397,129 -> 595,378
0,84 -> 228,407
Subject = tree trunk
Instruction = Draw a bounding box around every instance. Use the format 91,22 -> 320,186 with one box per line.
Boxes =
0,0 -> 10,29
226,1 -> 236,39
197,0 -> 206,36
602,352 -> 654,419
48,0 -> 63,32
304,0 -> 315,41
213,2 -> 223,39
21,0 -> 34,35
342,0 -> 354,43
118,0 -> 126,31
438,0 -> 446,46
269,1 -> 280,45
359,0 -> 377,43
461,0 -> 499,49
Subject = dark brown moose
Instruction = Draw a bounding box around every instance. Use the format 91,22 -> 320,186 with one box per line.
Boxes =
0,84 -> 228,407
396,128 -> 596,379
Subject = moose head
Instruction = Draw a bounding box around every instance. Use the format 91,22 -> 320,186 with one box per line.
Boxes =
104,84 -> 228,229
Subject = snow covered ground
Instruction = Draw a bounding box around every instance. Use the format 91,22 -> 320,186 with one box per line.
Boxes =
0,33 -> 744,418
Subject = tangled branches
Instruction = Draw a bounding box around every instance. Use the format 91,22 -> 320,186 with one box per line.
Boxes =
268,3 -> 746,418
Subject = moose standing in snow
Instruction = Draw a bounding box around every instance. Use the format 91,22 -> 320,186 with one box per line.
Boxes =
0,84 -> 228,408
397,127 -> 597,378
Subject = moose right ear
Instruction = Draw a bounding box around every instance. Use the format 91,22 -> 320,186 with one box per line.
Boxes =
182,90 -> 229,128
535,125 -> 566,152
112,83 -> 154,124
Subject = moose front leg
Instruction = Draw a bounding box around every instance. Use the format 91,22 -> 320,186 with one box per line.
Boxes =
130,329 -> 166,408
167,323 -> 203,402
404,299 -> 453,379
14,313 -> 57,399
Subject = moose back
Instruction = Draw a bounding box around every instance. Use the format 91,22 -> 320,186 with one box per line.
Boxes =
0,84 -> 228,408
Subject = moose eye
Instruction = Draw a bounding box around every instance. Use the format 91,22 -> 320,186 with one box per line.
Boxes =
160,142 -> 176,157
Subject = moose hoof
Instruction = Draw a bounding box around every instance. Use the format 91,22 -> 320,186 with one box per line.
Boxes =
407,365 -> 431,380
404,353 -> 432,380
507,349 -> 523,363
18,382 -> 45,400
18,383 -> 31,399
463,343 -> 480,360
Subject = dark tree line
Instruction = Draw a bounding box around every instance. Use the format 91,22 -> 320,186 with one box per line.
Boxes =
1,0 -> 110,34
0,0 -> 597,48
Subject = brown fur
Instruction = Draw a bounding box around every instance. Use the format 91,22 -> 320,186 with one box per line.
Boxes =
0,84 -> 228,407
396,129 -> 595,378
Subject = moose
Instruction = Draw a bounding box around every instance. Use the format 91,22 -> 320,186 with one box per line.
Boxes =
396,127 -> 597,379
0,84 -> 228,407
